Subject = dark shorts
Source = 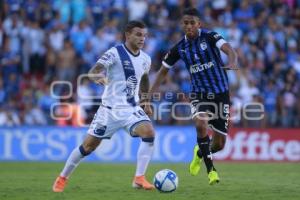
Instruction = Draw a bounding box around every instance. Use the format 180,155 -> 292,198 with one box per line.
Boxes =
190,92 -> 230,135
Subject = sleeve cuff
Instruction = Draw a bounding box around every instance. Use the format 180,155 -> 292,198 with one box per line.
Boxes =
216,39 -> 227,50
162,61 -> 173,69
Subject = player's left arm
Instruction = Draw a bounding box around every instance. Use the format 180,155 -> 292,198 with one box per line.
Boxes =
220,43 -> 238,70
140,73 -> 150,100
139,73 -> 152,116
209,32 -> 238,70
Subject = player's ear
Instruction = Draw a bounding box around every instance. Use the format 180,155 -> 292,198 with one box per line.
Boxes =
125,31 -> 131,40
197,18 -> 201,27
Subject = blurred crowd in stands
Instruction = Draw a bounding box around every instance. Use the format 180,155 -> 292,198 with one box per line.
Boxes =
0,0 -> 299,128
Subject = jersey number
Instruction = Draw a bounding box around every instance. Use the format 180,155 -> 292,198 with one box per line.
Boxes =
133,110 -> 146,118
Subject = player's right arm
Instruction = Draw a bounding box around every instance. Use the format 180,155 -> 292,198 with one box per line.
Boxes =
88,63 -> 108,85
150,44 -> 180,94
88,48 -> 116,85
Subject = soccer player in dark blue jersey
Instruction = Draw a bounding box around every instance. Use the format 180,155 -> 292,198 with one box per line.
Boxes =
149,7 -> 238,185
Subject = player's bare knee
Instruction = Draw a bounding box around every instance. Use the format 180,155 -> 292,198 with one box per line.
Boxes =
135,123 -> 155,138
144,128 -> 155,138
82,143 -> 97,154
80,137 -> 101,156
139,125 -> 155,143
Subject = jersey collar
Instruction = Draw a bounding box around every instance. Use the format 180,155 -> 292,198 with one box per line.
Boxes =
123,44 -> 140,57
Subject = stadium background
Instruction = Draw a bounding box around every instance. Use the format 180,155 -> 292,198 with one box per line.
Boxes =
0,0 -> 299,199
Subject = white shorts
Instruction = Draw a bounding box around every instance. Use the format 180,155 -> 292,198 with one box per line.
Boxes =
87,105 -> 151,139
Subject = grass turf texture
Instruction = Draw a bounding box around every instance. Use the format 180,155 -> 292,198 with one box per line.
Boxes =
0,162 -> 299,200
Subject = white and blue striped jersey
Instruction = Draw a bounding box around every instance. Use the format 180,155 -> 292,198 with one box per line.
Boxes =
96,44 -> 151,109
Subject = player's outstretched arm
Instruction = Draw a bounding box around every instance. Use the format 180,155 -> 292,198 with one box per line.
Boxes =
221,43 -> 239,70
149,65 -> 169,94
88,63 -> 108,85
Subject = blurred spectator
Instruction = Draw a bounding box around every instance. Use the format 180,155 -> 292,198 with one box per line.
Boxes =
22,102 -> 47,125
70,20 -> 92,55
234,1 -> 254,32
79,41 -> 97,74
77,77 -> 94,113
56,39 -> 76,81
3,13 -> 23,54
90,28 -> 111,56
22,20 -> 46,75
0,78 -> 6,104
0,99 -> 21,126
48,23 -> 65,52
38,85 -> 58,124
279,83 -> 297,127
55,98 -> 87,127
128,0 -> 148,20
262,80 -> 278,126
0,19 -> 3,47
22,0 -> 39,21
71,0 -> 88,24
53,0 -> 71,25
1,38 -> 20,78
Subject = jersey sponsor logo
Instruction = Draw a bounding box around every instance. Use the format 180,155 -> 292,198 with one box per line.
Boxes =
123,60 -> 135,70
200,42 -> 207,50
124,75 -> 138,97
189,61 -> 214,73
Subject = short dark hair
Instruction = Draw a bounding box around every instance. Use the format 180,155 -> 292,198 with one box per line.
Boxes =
124,20 -> 146,33
182,7 -> 200,18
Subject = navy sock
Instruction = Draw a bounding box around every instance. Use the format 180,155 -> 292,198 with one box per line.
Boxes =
197,135 -> 216,173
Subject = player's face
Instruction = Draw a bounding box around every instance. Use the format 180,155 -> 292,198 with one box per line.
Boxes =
181,15 -> 201,39
126,27 -> 148,50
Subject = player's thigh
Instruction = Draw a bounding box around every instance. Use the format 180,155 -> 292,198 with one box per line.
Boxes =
124,106 -> 153,138
87,106 -> 121,139
190,97 -> 215,130
193,112 -> 210,127
209,92 -> 230,136
190,96 -> 216,121
133,121 -> 155,138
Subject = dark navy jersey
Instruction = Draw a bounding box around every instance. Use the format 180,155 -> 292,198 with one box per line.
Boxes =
163,29 -> 229,94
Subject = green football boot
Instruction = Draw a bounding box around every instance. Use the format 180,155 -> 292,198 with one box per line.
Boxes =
208,170 -> 220,185
189,145 -> 202,176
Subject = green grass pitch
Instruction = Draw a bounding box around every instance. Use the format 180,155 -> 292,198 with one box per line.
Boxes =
0,162 -> 299,200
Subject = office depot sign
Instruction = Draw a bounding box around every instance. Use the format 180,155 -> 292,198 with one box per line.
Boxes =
214,129 -> 300,162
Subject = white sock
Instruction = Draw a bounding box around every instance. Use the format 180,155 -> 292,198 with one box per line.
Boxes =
135,141 -> 154,177
60,147 -> 84,178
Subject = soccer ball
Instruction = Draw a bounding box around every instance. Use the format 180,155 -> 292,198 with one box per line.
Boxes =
153,169 -> 178,193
